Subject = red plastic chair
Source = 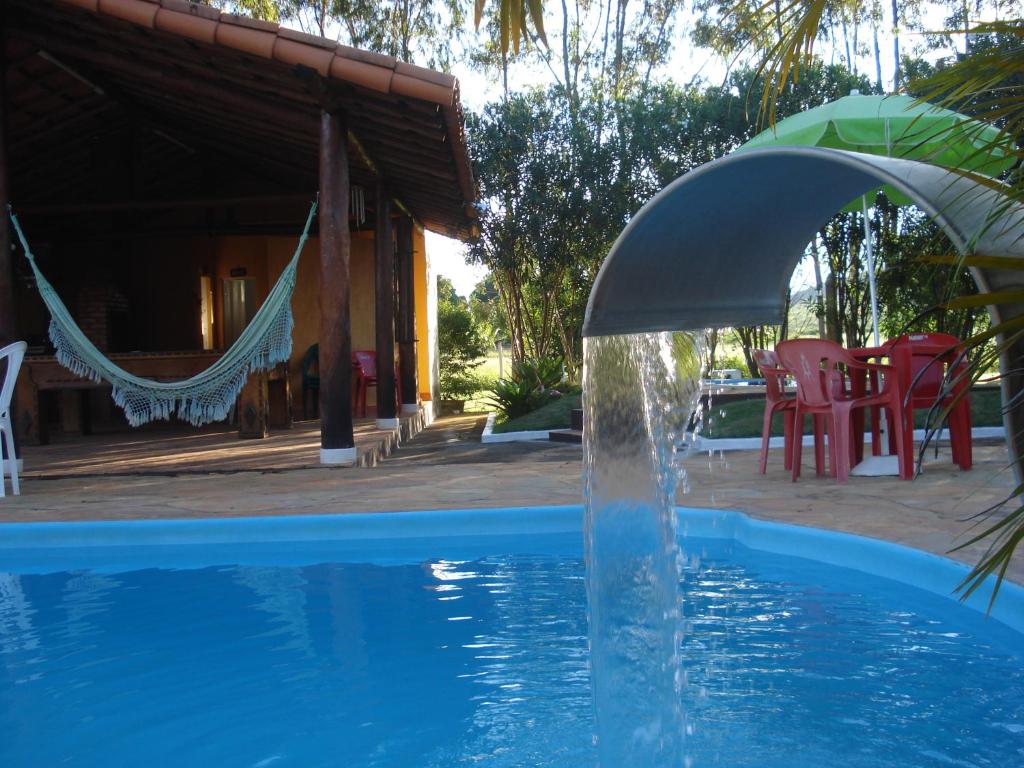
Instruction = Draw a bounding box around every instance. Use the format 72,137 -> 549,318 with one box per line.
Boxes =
776,338 -> 911,483
886,332 -> 972,471
353,350 -> 378,418
352,350 -> 403,418
752,349 -> 797,474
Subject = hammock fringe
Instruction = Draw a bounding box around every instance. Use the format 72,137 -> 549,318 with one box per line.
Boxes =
11,201 -> 315,428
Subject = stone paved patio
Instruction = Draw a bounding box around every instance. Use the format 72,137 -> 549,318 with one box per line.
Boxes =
1,414 -> 1019,586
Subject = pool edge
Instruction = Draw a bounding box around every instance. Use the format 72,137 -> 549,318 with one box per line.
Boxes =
0,505 -> 1020,634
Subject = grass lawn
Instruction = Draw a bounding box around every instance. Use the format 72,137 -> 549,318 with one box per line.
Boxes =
493,393 -> 583,433
461,350 -> 508,413
483,387 -> 1002,437
703,387 -> 1002,439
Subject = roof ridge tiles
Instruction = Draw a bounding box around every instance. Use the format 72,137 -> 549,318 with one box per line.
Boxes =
216,16 -> 277,58
276,26 -> 337,50
394,61 -> 455,90
330,56 -> 394,95
217,12 -> 279,33
336,46 -> 397,70
159,0 -> 220,20
60,0 -> 97,9
66,0 -> 458,107
273,36 -> 334,75
98,0 -> 158,27
155,6 -> 218,43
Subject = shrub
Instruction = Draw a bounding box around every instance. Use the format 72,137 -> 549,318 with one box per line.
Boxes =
486,356 -> 566,421
512,357 -> 564,390
487,376 -> 547,421
712,354 -> 748,374
440,369 -> 484,400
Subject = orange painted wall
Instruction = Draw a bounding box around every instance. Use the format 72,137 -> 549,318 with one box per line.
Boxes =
265,231 -> 376,414
211,236 -> 270,349
413,226 -> 435,402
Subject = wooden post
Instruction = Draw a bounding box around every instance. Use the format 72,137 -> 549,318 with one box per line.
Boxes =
0,22 -> 21,469
0,11 -> 11,348
318,109 -> 356,465
396,216 -> 418,413
237,372 -> 269,439
374,184 -> 398,428
13,375 -> 40,445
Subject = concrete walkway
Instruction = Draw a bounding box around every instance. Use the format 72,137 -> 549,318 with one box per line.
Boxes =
1,414 -> 1019,585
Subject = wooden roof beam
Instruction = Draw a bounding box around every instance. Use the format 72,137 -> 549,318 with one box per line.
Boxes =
12,43 -> 203,160
10,30 -> 320,135
19,193 -> 317,215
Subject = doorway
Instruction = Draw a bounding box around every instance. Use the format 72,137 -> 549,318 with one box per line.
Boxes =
222,278 -> 257,346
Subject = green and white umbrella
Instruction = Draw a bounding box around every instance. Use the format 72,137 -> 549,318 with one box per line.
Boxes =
739,90 -> 1016,345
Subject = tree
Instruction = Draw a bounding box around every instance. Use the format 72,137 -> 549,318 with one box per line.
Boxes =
437,277 -> 489,400
332,0 -> 465,69
467,91 -> 574,366
469,273 -> 508,343
468,59 -> 879,375
875,215 -> 988,342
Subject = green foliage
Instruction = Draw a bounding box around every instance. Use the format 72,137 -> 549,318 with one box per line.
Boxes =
511,357 -> 563,390
486,356 -> 566,421
472,0 -> 546,57
332,0 -> 465,69
469,274 -> 506,342
469,61 -> 875,376
439,367 -> 483,401
437,277 -> 489,400
713,353 -> 749,373
487,375 -> 549,421
875,216 -> 989,342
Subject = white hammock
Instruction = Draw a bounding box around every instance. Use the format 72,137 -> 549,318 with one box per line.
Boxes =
9,201 -> 317,427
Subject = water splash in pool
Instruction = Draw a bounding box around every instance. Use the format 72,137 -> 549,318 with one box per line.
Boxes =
582,331 -> 705,767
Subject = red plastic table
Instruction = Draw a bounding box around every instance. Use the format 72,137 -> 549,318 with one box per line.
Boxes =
849,338 -> 972,472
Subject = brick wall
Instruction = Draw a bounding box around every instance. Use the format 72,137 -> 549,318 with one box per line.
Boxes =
76,280 -> 111,352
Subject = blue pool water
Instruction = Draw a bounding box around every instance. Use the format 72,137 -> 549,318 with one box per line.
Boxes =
1,515 -> 1023,767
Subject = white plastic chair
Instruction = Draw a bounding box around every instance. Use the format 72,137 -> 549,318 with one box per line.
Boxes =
0,341 -> 27,497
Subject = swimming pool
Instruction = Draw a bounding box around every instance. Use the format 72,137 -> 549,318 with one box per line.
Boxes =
1,507 -> 1021,767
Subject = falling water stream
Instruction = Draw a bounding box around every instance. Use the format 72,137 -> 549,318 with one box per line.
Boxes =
583,331 -> 706,767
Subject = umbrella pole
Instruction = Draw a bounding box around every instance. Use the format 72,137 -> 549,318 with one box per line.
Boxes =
861,194 -> 890,459
861,195 -> 881,347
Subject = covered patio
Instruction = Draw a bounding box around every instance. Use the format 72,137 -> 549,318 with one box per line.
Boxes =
0,0 -> 477,467
17,412 -> 431,477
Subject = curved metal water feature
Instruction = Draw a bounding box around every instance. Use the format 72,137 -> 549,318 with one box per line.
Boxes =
584,146 -> 1024,477
580,147 -> 1024,767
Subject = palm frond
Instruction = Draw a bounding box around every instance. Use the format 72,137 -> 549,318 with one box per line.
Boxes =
950,492 -> 1024,611
474,0 -> 547,55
